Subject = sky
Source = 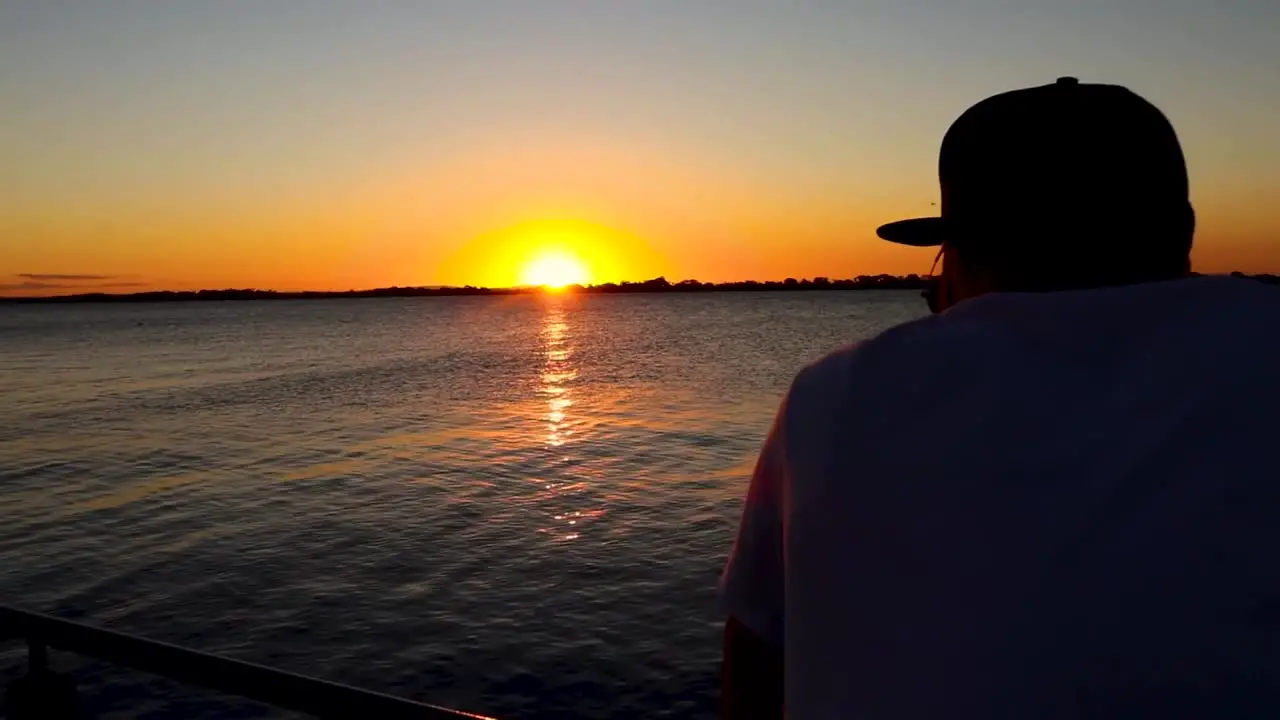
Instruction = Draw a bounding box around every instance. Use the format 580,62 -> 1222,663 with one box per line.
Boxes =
2,0 -> 1278,295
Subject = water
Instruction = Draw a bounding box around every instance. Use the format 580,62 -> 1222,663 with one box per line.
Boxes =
0,291 -> 926,719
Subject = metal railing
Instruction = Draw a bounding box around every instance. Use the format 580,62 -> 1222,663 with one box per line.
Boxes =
0,605 -> 493,719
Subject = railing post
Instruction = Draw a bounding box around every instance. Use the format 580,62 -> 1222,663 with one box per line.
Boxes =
4,637 -> 81,720
1,605 -> 490,718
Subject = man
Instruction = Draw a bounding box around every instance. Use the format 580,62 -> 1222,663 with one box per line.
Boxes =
720,77 -> 1280,719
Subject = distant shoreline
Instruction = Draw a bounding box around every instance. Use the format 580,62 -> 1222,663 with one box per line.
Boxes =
2,273 -> 1275,304
2,275 -> 929,304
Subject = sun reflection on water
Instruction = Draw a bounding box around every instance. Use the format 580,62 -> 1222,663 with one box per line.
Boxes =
535,298 -> 604,542
541,303 -> 576,448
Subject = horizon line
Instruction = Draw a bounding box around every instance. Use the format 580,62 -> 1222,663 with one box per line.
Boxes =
2,274 -> 934,302
3,271 -> 1275,303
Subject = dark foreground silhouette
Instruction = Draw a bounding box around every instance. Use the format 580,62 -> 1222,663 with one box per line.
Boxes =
3,272 -> 1275,304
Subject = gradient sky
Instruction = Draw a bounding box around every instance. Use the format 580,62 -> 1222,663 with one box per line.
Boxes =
2,1 -> 1278,295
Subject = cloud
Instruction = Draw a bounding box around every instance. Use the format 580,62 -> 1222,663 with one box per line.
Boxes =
1,278 -> 146,293
0,281 -> 70,291
17,273 -> 115,281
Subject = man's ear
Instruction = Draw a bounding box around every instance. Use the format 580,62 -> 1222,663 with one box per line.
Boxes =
938,245 -> 998,309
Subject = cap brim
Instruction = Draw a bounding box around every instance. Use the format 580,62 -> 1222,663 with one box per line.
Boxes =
876,217 -> 946,247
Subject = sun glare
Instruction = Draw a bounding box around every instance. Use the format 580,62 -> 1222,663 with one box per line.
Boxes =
520,251 -> 591,290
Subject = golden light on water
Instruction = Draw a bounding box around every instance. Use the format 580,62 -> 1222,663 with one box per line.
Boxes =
541,304 -> 575,448
533,299 -> 610,544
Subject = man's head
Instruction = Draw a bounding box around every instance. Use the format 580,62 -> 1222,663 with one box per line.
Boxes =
878,77 -> 1195,312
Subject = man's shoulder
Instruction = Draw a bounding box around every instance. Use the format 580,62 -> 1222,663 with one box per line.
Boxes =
797,313 -> 956,385
787,275 -> 1280,412
787,313 -> 963,412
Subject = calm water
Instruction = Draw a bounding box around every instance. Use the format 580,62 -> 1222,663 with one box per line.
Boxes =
0,291 -> 925,719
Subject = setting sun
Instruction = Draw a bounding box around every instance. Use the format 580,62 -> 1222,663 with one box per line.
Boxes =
519,251 -> 592,290
435,219 -> 671,289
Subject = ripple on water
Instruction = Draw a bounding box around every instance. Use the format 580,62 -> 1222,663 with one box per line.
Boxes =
0,292 -> 926,718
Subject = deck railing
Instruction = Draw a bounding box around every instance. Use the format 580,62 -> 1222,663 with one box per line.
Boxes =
0,605 -> 493,719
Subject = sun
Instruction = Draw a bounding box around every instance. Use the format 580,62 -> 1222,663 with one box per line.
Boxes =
519,251 -> 591,290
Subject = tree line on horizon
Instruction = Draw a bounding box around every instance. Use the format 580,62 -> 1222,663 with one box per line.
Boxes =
4,272 -> 1276,304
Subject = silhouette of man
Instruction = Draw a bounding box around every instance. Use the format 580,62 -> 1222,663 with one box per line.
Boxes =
720,77 -> 1280,719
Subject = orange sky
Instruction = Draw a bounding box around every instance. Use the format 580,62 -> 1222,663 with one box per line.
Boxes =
2,4 -> 1277,296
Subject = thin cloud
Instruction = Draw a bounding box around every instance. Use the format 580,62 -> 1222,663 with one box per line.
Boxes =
17,273 -> 116,281
1,279 -> 146,293
0,281 -> 70,291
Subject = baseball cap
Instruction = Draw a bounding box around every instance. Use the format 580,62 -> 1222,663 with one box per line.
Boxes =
876,77 -> 1191,249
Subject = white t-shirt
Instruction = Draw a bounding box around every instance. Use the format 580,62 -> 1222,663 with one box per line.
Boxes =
721,275 -> 1280,719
